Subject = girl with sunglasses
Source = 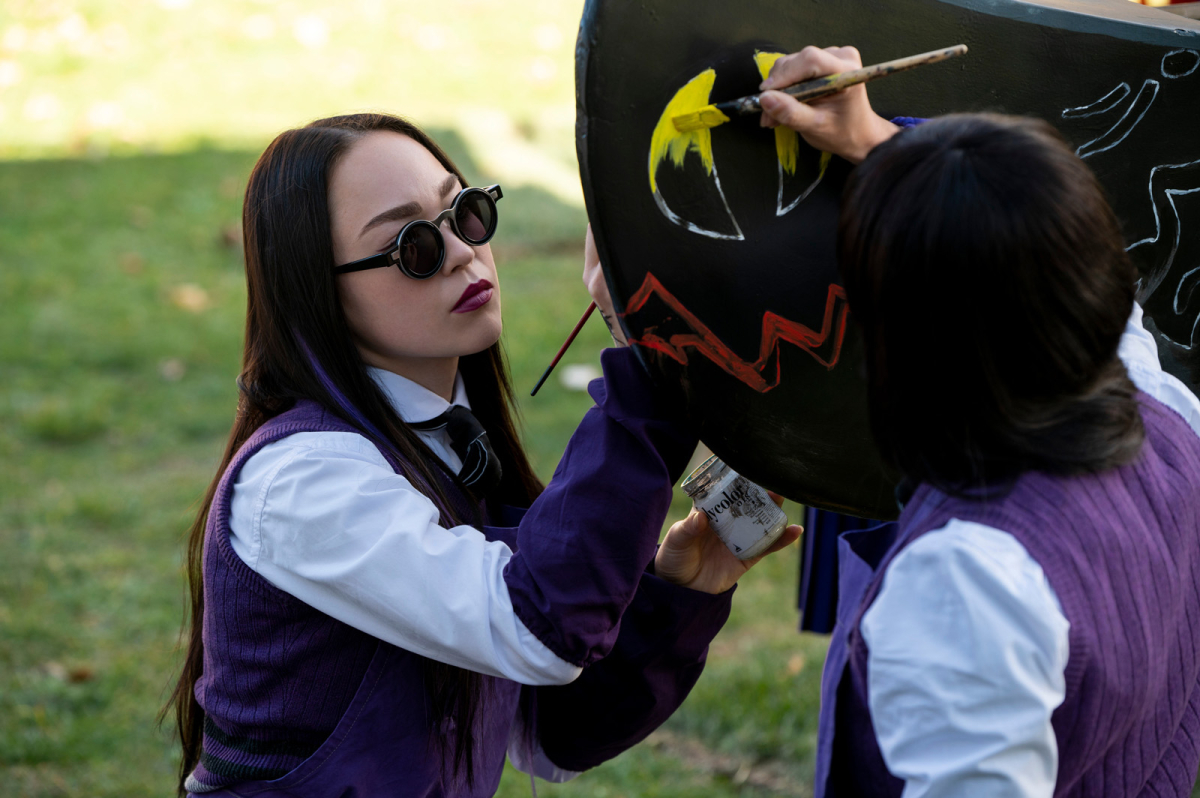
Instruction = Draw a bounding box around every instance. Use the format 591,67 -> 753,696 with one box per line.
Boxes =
762,47 -> 1200,797
167,113 -> 800,796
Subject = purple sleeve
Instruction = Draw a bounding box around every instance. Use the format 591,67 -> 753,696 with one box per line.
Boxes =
503,346 -> 700,667
532,570 -> 733,771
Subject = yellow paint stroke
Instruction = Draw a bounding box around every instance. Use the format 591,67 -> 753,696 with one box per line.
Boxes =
754,51 -> 800,176
649,69 -> 719,194
817,149 -> 832,176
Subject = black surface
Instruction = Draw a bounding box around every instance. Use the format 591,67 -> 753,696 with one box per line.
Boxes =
575,0 -> 1200,518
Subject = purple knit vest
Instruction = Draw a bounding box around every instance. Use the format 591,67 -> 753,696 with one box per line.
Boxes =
191,400 -> 483,788
833,393 -> 1200,797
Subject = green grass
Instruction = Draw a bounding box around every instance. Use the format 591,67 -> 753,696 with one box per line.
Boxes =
9,3 -> 1196,796
0,2 -> 826,793
0,144 -> 822,795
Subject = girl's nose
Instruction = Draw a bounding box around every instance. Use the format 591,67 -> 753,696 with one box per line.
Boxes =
440,219 -> 476,274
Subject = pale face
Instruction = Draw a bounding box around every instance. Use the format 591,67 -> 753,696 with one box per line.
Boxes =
329,131 -> 502,397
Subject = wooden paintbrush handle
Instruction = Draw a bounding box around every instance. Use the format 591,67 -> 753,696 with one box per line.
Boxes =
737,44 -> 967,114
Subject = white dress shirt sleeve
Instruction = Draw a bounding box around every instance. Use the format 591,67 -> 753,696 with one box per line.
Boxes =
856,302 -> 1200,797
861,521 -> 1070,798
228,430 -> 582,686
1118,302 -> 1200,437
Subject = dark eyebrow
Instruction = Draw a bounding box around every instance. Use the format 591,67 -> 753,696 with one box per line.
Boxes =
358,174 -> 461,238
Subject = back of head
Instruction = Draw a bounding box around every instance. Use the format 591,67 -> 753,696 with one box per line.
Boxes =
838,113 -> 1143,492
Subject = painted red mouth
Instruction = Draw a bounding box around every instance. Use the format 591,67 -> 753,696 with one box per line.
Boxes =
452,279 -> 494,313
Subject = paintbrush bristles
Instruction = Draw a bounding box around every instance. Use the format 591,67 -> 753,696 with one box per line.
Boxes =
673,104 -> 732,133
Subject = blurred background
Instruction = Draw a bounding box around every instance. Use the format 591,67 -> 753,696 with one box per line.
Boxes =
0,1 -> 824,795
1130,0 -> 1200,17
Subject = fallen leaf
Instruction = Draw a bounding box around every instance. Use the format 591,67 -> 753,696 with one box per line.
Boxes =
118,252 -> 144,274
67,665 -> 95,683
559,363 -> 601,392
219,223 -> 242,251
170,284 -> 209,313
159,358 -> 186,382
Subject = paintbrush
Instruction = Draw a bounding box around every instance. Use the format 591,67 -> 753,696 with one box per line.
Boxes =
530,301 -> 597,396
672,44 -> 968,133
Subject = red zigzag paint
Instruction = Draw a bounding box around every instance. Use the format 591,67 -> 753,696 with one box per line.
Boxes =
620,272 -> 849,393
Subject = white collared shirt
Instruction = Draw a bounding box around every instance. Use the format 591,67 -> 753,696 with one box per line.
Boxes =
861,303 -> 1200,797
368,367 -> 468,473
228,365 -> 585,781
227,366 -> 582,689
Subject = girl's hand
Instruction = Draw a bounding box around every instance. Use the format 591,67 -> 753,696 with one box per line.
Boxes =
655,492 -> 802,595
758,45 -> 900,165
582,224 -> 628,347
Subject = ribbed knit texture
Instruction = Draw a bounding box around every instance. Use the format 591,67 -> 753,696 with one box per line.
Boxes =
182,349 -> 727,796
188,401 -> 402,791
838,393 -> 1200,797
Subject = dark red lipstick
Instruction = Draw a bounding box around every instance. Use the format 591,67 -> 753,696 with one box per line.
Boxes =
452,279 -> 494,313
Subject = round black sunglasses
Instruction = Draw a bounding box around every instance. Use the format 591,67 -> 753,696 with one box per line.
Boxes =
335,184 -> 503,280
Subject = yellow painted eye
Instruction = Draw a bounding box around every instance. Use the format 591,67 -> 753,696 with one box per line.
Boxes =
754,52 -> 801,177
648,69 -> 721,194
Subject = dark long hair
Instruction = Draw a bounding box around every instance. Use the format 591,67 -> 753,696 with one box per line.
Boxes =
838,113 -> 1143,493
165,113 -> 543,793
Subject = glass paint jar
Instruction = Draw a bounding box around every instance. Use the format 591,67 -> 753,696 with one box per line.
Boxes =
680,455 -> 788,560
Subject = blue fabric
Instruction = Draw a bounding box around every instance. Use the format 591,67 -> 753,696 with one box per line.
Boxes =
798,509 -> 898,634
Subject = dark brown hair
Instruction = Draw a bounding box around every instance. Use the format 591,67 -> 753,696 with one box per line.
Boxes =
838,113 -> 1143,493
165,113 -> 543,792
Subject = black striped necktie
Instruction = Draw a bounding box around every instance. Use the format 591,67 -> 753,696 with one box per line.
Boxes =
409,405 -> 503,497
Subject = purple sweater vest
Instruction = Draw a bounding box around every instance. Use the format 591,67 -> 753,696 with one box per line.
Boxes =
190,348 -> 733,793
831,393 -> 1200,796
193,402 -> 403,783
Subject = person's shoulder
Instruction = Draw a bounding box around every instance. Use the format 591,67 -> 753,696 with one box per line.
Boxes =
905,518 -> 1048,584
239,429 -> 392,487
865,518 -> 1068,654
256,428 -> 383,458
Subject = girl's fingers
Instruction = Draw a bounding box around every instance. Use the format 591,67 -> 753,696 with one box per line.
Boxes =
666,510 -> 708,544
758,525 -> 806,564
739,524 -> 803,569
761,45 -> 838,90
766,490 -> 786,508
759,91 -> 819,133
767,524 -> 803,555
827,45 -> 862,67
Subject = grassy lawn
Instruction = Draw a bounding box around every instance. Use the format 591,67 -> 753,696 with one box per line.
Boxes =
10,3 -> 1199,797
0,141 -> 826,795
9,3 -> 1200,798
0,2 -> 831,794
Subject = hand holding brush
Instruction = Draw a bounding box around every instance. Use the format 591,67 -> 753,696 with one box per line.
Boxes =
673,44 -> 967,160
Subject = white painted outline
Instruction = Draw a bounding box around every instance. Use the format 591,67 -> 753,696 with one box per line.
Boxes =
776,153 -> 830,217
1162,49 -> 1200,80
651,160 -> 745,241
1061,82 -> 1131,119
1127,160 -> 1200,351
1075,79 -> 1160,159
